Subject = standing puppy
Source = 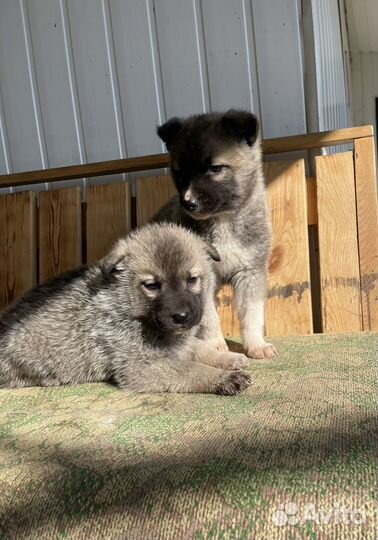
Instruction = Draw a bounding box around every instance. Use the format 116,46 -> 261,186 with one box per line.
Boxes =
0,224 -> 251,395
155,110 -> 276,359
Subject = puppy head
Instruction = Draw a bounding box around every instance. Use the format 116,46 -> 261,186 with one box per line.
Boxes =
101,224 -> 219,336
157,110 -> 261,219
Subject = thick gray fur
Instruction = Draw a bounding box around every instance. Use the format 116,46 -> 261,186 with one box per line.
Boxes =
0,223 -> 251,394
155,110 -> 277,359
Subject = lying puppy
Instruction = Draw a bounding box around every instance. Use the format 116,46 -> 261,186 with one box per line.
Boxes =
0,223 -> 251,395
155,109 -> 277,359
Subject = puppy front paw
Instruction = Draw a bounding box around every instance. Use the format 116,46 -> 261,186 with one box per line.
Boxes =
206,336 -> 229,352
214,371 -> 253,395
245,341 -> 278,359
215,351 -> 249,371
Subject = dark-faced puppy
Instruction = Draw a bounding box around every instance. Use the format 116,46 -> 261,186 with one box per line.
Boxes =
0,223 -> 251,394
154,110 -> 277,359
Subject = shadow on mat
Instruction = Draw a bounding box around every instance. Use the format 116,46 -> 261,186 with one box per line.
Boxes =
0,409 -> 377,537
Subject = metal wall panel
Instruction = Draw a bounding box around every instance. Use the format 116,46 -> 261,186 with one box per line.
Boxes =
251,0 -> 307,138
109,0 -> 165,157
28,0 -> 82,168
153,0 -> 210,118
201,0 -> 259,114
0,1 -> 45,173
311,0 -> 350,133
0,0 -> 315,193
66,0 -> 123,163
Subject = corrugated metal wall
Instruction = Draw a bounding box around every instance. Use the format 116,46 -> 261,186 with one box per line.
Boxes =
0,0 -> 307,193
310,0 -> 350,133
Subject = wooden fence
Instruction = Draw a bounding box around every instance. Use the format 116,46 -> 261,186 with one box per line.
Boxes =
0,126 -> 377,337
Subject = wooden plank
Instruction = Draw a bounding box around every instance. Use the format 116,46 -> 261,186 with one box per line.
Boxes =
262,125 -> 373,154
0,154 -> 171,189
136,175 -> 176,226
316,152 -> 362,333
0,192 -> 36,310
217,284 -> 240,338
39,187 -> 82,282
306,176 -> 318,225
265,160 -> 313,336
86,182 -> 132,264
354,136 -> 378,331
0,126 -> 373,189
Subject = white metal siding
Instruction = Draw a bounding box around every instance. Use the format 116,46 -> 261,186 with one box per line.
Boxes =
0,0 -> 310,193
252,0 -> 306,138
311,0 -> 350,133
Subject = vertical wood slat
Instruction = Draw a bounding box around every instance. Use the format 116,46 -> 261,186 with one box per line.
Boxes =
0,192 -> 36,310
265,160 -> 313,336
136,175 -> 176,226
86,182 -> 132,264
316,152 -> 362,333
306,176 -> 318,225
218,284 -> 240,338
354,136 -> 378,331
39,187 -> 82,282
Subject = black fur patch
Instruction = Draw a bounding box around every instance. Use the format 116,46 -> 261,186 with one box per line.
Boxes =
150,288 -> 202,334
157,110 -> 259,218
221,109 -> 259,146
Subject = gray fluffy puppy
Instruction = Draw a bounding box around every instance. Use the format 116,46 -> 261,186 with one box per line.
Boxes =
155,109 -> 277,359
0,223 -> 252,395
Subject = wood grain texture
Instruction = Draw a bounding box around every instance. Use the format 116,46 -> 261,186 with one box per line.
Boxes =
0,153 -> 171,189
86,182 -> 131,264
217,284 -> 240,338
136,175 -> 176,226
316,152 -> 362,333
262,125 -> 373,154
0,192 -> 36,310
306,176 -> 318,225
39,187 -> 82,282
265,160 -> 313,336
354,136 -> 378,330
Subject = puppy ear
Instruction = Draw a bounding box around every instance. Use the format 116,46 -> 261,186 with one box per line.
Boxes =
157,118 -> 182,149
100,240 -> 128,274
206,243 -> 221,262
221,110 -> 259,146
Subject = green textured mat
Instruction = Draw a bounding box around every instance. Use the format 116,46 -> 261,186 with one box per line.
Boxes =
0,333 -> 377,539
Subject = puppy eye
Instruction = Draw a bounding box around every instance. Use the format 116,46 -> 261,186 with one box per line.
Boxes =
187,276 -> 199,286
143,282 -> 161,292
209,165 -> 223,174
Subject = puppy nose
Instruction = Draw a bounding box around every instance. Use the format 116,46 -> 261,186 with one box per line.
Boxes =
182,198 -> 198,212
171,311 -> 190,325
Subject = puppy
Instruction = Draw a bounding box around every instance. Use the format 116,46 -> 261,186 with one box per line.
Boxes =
155,109 -> 277,359
0,223 -> 251,395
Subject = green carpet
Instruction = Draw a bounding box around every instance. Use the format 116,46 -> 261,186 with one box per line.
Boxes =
0,333 -> 377,539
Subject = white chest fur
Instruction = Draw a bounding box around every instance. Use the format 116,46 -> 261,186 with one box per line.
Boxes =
210,217 -> 255,279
